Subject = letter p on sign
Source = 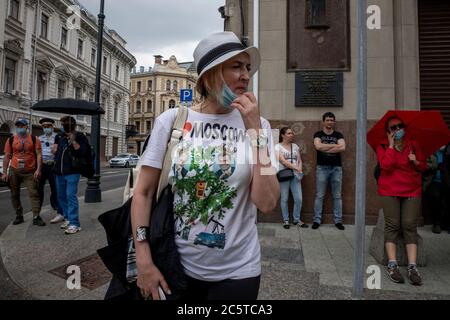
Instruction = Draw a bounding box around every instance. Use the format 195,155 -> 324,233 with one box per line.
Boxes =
180,89 -> 193,102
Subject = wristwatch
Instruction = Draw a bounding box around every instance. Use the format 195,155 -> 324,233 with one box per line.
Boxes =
250,133 -> 269,149
136,226 -> 150,242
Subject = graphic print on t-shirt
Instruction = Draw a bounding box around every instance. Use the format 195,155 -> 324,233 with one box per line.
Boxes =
171,120 -> 244,249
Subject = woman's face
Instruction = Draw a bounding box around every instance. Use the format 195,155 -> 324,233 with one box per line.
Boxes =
222,52 -> 251,95
282,129 -> 294,142
387,118 -> 404,134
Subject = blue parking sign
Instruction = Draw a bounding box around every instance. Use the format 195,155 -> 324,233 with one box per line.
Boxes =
180,89 -> 193,102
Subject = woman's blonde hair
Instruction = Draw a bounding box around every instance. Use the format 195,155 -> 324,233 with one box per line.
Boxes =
196,63 -> 224,104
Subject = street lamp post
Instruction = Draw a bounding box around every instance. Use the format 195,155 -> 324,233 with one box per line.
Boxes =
85,0 -> 105,203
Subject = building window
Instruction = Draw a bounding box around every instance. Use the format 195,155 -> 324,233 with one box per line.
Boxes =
166,80 -> 171,91
162,100 -> 165,111
103,56 -> 107,74
4,57 -> 16,94
115,65 -> 120,81
169,99 -> 176,109
137,81 -> 141,92
77,39 -> 84,59
147,80 -> 152,91
146,121 -> 151,132
60,27 -> 67,49
9,0 -> 20,20
136,121 -> 141,133
136,100 -> 141,113
57,79 -> 66,98
75,87 -> 82,100
40,13 -> 48,39
91,48 -> 96,67
37,72 -> 47,101
88,91 -> 94,102
173,80 -> 178,92
147,100 -> 152,113
114,102 -> 119,122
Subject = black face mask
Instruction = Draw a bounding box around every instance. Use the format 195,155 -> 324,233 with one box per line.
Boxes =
62,124 -> 72,133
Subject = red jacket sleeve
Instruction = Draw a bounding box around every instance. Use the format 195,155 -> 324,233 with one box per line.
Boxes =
411,141 -> 427,172
377,145 -> 396,171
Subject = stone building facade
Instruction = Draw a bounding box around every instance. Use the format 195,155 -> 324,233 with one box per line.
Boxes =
223,0 -> 450,224
128,55 -> 197,154
0,0 -> 136,161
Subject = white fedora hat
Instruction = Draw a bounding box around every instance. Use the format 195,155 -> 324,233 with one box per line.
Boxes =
193,31 -> 260,80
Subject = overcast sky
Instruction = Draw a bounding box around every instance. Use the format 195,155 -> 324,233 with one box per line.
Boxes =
78,0 -> 225,68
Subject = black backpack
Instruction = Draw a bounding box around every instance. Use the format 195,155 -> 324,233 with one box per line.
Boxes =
69,133 -> 95,179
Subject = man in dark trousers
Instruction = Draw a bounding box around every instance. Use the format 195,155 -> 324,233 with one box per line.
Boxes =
312,112 -> 346,230
1,118 -> 45,226
37,118 -> 63,223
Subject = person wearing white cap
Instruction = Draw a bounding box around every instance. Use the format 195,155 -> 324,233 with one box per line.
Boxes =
38,118 -> 63,223
131,31 -> 280,300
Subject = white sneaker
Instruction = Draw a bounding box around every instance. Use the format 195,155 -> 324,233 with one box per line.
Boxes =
50,214 -> 65,224
60,220 -> 69,229
65,225 -> 81,234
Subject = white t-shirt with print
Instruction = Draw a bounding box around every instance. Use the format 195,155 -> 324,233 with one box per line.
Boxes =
141,107 -> 277,281
274,143 -> 300,171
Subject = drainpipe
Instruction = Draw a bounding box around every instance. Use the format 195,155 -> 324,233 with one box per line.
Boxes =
252,0 -> 259,101
29,0 -> 41,127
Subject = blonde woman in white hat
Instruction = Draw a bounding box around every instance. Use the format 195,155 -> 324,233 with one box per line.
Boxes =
131,31 -> 280,300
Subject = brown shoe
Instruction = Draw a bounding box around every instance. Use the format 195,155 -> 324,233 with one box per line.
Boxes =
407,267 -> 423,286
387,265 -> 405,284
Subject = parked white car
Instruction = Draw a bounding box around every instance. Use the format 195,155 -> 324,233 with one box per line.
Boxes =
109,153 -> 140,168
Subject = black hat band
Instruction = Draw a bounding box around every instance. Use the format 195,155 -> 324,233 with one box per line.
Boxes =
197,42 -> 246,76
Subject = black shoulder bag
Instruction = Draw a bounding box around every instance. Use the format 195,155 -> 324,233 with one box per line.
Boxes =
277,144 -> 295,182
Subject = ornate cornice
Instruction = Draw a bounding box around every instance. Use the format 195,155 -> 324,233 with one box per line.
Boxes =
25,0 -> 38,8
4,39 -> 24,56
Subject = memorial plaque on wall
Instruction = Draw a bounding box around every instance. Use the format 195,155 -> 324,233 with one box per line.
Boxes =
295,72 -> 343,107
287,0 -> 350,71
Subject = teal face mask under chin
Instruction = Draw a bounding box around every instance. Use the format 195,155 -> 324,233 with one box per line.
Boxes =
220,84 -> 237,108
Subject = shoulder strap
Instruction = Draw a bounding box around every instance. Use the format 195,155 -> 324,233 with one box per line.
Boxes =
290,143 -> 293,164
31,135 -> 38,163
156,106 -> 188,200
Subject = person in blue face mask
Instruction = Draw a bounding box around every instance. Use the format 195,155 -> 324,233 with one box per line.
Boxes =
376,116 -> 427,286
2,118 -> 45,226
129,32 -> 280,301
37,118 -> 63,223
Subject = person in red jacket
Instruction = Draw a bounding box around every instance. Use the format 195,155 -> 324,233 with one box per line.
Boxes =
377,116 -> 427,286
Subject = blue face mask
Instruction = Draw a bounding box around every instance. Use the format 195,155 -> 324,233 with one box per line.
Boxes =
394,128 -> 405,140
44,128 -> 53,135
16,128 -> 27,136
221,84 -> 237,108
60,127 -> 65,133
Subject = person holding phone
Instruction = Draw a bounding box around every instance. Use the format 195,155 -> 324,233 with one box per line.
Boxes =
377,116 -> 427,286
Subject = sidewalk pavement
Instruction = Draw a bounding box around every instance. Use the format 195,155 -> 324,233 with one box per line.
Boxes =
1,187 -> 449,300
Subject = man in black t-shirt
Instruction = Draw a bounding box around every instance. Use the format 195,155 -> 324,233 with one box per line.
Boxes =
312,112 -> 346,230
